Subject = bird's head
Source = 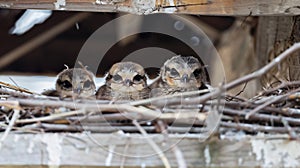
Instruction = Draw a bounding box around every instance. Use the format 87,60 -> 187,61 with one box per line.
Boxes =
161,55 -> 205,89
106,62 -> 147,92
56,68 -> 96,98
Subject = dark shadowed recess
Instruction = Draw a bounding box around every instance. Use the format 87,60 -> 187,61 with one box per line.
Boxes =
0,9 -> 234,76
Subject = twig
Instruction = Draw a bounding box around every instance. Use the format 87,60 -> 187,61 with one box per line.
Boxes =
0,81 -> 34,94
281,118 -> 298,139
246,87 -> 300,119
288,93 -> 300,100
132,120 -> 171,168
10,98 -> 160,118
23,123 -> 156,133
234,82 -> 248,98
220,101 -> 300,116
0,88 -> 33,98
0,122 -> 40,133
11,98 -> 207,124
259,81 -> 300,96
0,108 -> 20,149
220,122 -> 300,133
0,100 -> 23,110
67,113 -> 141,123
16,110 -> 84,124
71,111 -> 206,126
223,108 -> 300,125
21,122 -> 204,133
225,94 -> 248,102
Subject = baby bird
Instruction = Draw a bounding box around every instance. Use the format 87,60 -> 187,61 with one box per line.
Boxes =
43,68 -> 96,98
151,55 -> 208,96
96,62 -> 150,101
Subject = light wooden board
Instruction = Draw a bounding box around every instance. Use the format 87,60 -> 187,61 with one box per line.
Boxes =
0,133 -> 299,167
0,0 -> 300,15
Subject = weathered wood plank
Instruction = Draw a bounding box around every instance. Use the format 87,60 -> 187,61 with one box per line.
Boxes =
257,16 -> 300,88
0,0 -> 300,15
0,133 -> 299,167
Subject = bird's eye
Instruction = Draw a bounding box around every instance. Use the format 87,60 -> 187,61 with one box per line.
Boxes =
170,68 -> 180,77
133,75 -> 144,83
62,80 -> 72,89
83,80 -> 93,88
112,74 -> 122,82
193,68 -> 202,78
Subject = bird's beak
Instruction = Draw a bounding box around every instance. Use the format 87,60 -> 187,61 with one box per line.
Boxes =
181,74 -> 189,83
74,87 -> 82,94
124,79 -> 132,86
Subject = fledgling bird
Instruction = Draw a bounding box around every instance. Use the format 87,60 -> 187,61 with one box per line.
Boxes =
42,68 -> 96,98
96,62 -> 150,101
150,55 -> 208,96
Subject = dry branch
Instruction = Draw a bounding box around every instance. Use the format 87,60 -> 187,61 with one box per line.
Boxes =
223,108 -> 300,126
0,81 -> 34,94
10,98 -> 207,125
246,87 -> 300,119
220,122 -> 300,134
0,109 -> 20,149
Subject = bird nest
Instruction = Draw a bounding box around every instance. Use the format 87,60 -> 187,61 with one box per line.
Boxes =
0,44 -> 300,139
0,80 -> 299,138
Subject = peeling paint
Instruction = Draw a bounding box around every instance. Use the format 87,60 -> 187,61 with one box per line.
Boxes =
27,140 -> 34,154
238,157 -> 243,166
131,0 -> 156,14
85,147 -> 90,154
54,0 -> 66,10
40,134 -> 64,168
251,135 -> 300,167
251,139 -> 263,161
204,145 -> 211,165
95,0 -> 103,5
95,0 -> 125,5
0,4 -> 11,8
13,134 -> 20,142
105,144 -> 115,166
164,0 -> 177,13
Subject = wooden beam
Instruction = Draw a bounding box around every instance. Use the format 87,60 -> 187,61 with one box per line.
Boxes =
0,0 -> 300,15
0,133 -> 299,167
